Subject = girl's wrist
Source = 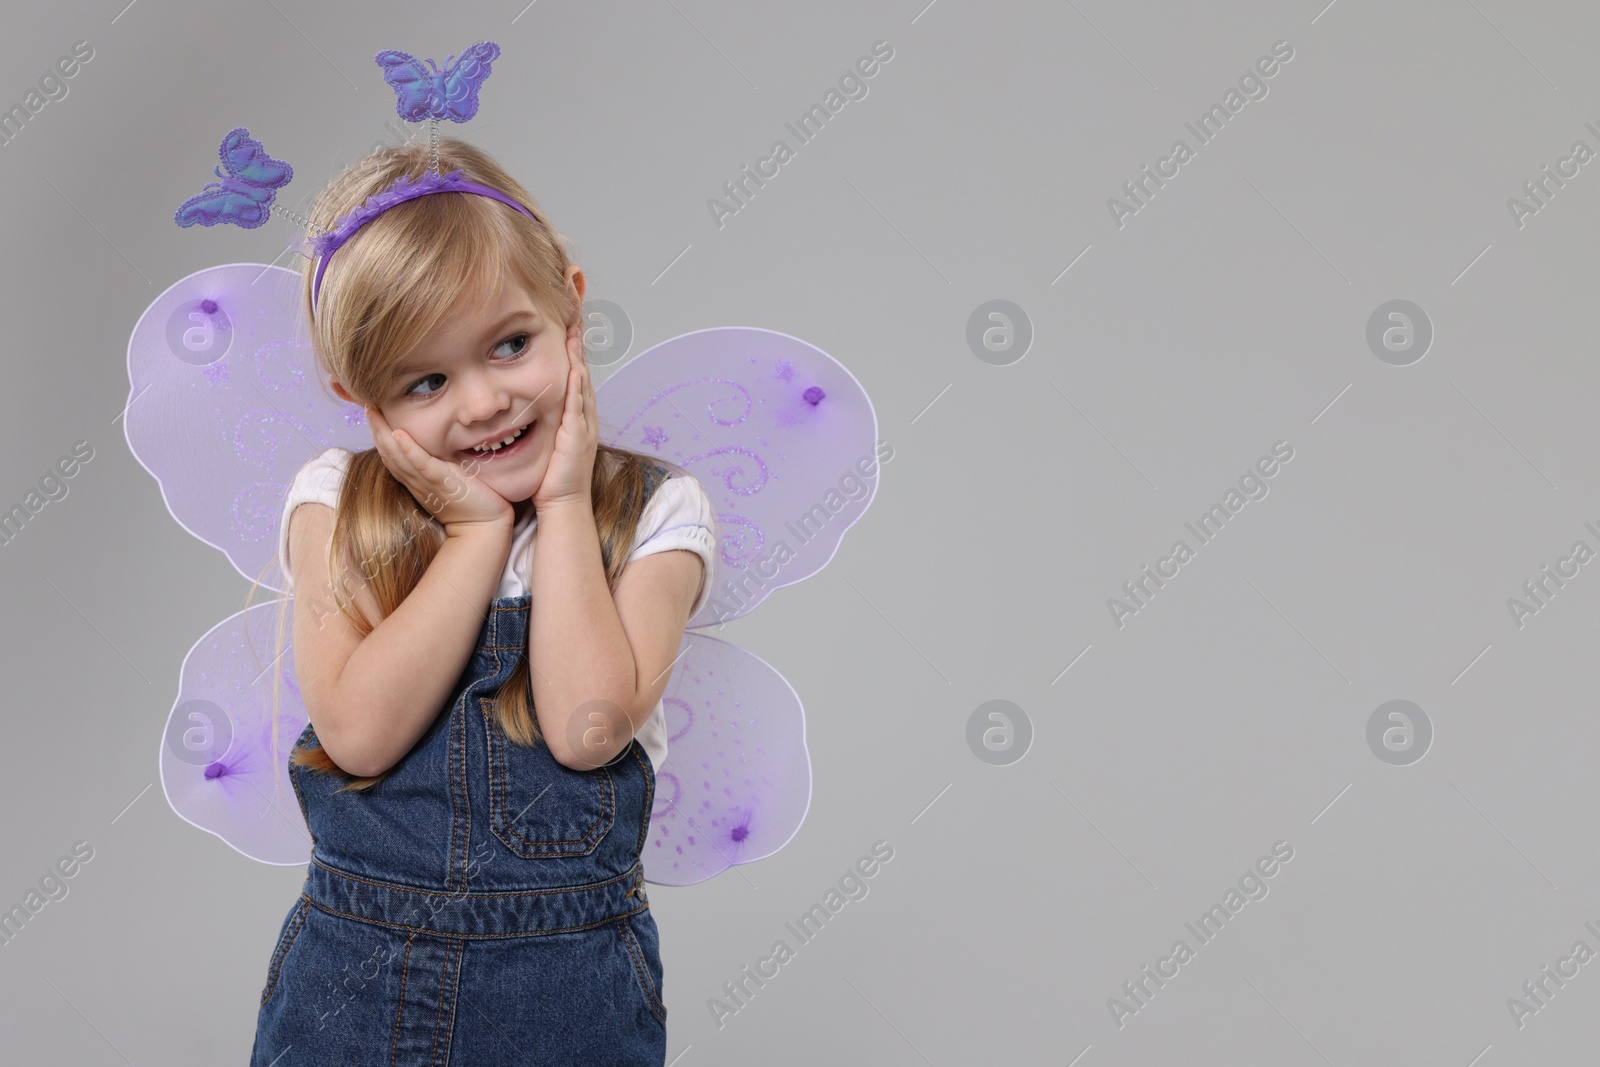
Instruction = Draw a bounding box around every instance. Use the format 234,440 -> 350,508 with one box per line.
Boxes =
532,495 -> 594,520
443,515 -> 515,540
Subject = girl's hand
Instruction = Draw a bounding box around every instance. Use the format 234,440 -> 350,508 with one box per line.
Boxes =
366,406 -> 515,532
531,317 -> 599,512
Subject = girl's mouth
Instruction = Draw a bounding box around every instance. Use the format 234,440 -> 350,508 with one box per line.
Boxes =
460,421 -> 534,462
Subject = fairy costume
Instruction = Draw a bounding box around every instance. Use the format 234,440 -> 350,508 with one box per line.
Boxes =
132,37 -> 880,1065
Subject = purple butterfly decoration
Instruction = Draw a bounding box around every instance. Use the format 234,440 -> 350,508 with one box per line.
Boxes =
173,127 -> 293,230
375,41 -> 501,123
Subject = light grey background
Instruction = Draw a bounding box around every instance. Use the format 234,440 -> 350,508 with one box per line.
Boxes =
3,0 -> 1598,1063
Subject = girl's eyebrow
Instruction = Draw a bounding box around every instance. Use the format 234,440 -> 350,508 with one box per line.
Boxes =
475,308 -> 539,344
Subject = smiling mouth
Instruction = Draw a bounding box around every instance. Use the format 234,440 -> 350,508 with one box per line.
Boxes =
461,421 -> 534,458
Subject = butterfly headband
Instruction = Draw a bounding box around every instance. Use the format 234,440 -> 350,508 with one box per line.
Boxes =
173,40 -> 535,316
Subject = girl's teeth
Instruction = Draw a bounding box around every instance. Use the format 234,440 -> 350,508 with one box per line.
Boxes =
471,423 -> 529,452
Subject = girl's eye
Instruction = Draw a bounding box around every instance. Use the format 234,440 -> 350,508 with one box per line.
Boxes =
405,373 -> 446,398
494,333 -> 530,359
403,333 -> 532,397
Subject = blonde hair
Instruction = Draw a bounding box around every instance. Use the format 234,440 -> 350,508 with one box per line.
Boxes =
250,137 -> 684,794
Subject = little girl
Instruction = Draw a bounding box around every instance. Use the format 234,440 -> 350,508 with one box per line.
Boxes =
249,137 -> 715,1066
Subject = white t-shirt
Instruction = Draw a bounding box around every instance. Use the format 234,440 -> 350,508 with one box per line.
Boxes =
276,446 -> 717,773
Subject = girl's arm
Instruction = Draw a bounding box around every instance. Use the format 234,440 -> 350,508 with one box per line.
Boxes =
527,497 -> 705,770
290,502 -> 513,778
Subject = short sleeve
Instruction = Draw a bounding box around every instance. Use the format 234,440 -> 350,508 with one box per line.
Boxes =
627,473 -> 717,619
277,448 -> 353,591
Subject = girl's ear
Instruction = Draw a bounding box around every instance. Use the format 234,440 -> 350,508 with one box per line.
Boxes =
328,376 -> 357,405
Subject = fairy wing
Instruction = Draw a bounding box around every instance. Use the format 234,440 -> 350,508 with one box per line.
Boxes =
594,327 -> 880,885
596,326 -> 882,628
128,262 -> 366,864
157,600 -> 312,864
638,631 -> 811,886
125,262 -> 370,591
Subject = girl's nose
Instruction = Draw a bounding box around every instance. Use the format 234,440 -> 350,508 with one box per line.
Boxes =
458,374 -> 509,426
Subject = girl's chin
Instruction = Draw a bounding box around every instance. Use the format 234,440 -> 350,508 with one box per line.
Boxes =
474,455 -> 545,513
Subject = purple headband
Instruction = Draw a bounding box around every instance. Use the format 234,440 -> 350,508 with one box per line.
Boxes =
173,41 -> 526,318
308,168 -> 535,312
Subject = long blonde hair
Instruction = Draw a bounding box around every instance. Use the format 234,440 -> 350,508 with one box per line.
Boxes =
252,138 -> 682,794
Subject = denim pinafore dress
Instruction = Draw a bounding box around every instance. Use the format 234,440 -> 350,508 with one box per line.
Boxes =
251,469 -> 671,1067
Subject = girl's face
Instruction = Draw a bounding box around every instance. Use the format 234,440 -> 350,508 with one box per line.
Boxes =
333,264 -> 584,526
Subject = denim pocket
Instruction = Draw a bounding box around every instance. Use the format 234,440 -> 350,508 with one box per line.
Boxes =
259,898 -> 310,1008
480,698 -> 616,858
615,910 -> 668,1025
